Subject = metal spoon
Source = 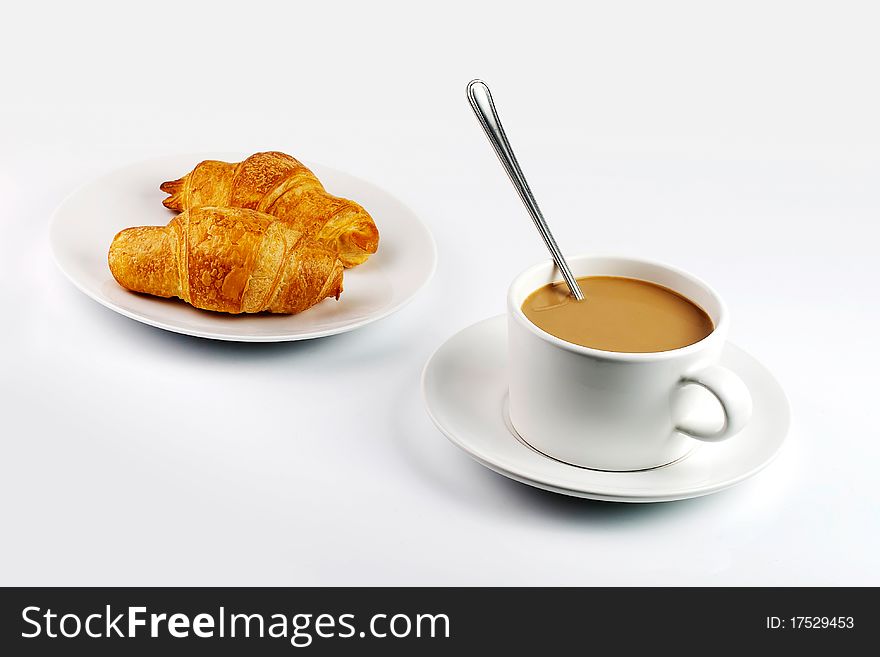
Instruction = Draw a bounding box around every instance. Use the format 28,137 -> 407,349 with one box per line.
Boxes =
466,79 -> 584,300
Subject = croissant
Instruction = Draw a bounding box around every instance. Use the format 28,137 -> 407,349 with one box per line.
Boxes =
108,206 -> 343,314
160,151 -> 379,268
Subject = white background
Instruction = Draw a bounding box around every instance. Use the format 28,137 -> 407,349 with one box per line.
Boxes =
2,0 -> 878,585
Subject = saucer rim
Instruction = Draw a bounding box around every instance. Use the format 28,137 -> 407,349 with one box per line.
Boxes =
420,315 -> 790,503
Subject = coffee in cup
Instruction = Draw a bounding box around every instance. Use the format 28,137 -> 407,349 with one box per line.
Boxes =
521,276 -> 714,353
507,255 -> 752,471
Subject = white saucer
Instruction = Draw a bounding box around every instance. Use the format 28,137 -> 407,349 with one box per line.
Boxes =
50,153 -> 436,342
421,316 -> 790,502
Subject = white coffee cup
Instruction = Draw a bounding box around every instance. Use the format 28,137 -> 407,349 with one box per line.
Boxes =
507,255 -> 753,472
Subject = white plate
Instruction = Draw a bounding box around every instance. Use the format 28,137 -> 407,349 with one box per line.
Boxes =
421,316 -> 790,503
50,153 -> 436,341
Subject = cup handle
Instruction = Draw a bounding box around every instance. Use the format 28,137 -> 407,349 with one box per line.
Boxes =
675,364 -> 753,442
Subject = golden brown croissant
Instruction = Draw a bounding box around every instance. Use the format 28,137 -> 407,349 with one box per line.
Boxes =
108,206 -> 343,314
160,151 -> 379,268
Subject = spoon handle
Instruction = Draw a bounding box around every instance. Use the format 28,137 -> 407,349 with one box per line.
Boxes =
467,79 -> 584,300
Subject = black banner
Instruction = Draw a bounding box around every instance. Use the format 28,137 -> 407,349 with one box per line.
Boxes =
0,587 -> 871,654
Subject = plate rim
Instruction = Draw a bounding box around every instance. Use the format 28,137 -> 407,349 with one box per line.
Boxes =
421,315 -> 790,502
49,153 -> 438,342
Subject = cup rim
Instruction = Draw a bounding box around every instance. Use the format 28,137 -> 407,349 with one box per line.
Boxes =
507,253 -> 728,362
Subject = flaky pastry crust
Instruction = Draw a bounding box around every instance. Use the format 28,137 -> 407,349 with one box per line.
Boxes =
109,206 -> 343,314
161,152 -> 379,268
